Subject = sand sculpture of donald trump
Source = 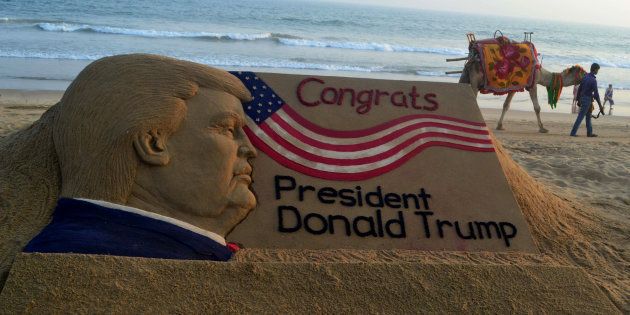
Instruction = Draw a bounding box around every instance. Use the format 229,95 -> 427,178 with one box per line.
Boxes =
0,54 -> 257,284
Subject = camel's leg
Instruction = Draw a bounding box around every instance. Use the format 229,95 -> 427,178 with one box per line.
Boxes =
529,86 -> 548,133
496,92 -> 515,130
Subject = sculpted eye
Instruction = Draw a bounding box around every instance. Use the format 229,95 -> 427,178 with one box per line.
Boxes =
210,114 -> 241,138
216,124 -> 234,137
220,121 -> 236,137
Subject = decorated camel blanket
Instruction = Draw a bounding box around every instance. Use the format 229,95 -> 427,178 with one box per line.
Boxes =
474,37 -> 539,95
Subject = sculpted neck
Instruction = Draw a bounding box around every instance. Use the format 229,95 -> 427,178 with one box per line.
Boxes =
126,182 -> 228,237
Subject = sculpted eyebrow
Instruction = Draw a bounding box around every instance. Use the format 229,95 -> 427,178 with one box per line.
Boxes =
211,112 -> 244,127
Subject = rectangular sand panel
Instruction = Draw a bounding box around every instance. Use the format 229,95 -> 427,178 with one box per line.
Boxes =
229,72 -> 535,252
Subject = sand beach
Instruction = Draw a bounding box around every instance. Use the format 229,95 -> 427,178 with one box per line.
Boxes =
2,0 -> 630,311
0,86 -> 628,311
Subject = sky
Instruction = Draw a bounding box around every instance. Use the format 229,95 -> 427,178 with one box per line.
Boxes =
332,0 -> 630,28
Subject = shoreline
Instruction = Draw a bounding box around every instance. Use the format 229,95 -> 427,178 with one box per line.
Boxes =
0,54 -> 628,117
2,77 -> 629,117
2,83 -> 630,140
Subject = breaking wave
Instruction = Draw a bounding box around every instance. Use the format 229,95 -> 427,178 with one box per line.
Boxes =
31,21 -> 466,55
277,38 -> 467,55
36,22 -> 271,40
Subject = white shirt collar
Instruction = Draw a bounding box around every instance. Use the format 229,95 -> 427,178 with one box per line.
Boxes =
76,198 -> 226,246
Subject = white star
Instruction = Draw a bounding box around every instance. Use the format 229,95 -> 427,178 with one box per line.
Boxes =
256,118 -> 260,122
253,86 -> 257,90
247,106 -> 251,110
245,76 -> 250,80
277,101 -> 282,104
258,103 -> 262,106
271,94 -> 276,98
254,77 -> 259,80
260,94 -> 264,97
262,86 -> 267,89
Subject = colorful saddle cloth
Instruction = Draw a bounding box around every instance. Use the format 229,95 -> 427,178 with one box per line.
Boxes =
474,36 -> 539,95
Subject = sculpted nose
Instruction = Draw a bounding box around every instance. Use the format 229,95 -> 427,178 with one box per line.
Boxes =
238,132 -> 257,159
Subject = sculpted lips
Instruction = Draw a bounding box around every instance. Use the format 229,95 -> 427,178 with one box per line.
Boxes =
234,174 -> 252,185
233,163 -> 253,185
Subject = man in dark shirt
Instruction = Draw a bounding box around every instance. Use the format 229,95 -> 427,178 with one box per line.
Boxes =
570,63 -> 603,137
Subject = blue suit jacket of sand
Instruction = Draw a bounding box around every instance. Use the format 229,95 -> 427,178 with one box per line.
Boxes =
23,198 -> 234,261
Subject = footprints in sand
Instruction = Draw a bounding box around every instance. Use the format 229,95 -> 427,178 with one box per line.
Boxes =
497,136 -> 630,220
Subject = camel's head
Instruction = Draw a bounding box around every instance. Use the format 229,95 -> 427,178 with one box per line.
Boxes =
562,65 -> 587,85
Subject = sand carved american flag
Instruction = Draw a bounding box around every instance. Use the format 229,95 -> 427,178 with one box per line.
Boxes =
231,71 -> 495,181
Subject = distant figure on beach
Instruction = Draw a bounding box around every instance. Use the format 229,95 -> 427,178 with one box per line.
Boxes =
570,63 -> 604,137
603,84 -> 614,115
2,55 -> 257,271
572,84 -> 580,114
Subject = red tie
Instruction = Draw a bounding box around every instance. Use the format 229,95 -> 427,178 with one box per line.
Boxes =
226,242 -> 240,253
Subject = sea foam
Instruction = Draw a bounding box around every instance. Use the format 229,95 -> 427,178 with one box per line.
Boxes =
33,21 -> 468,55
36,22 -> 272,40
278,38 -> 467,55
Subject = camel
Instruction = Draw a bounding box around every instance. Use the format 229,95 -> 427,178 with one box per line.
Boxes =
458,44 -> 586,133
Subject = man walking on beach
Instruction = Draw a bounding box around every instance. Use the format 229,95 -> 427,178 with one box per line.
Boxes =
603,84 -> 614,115
570,63 -> 603,137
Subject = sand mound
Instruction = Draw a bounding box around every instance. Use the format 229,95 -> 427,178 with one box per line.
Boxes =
1,253 -> 619,313
235,134 -> 628,312
0,106 -> 60,289
0,105 -> 626,311
494,135 -> 628,312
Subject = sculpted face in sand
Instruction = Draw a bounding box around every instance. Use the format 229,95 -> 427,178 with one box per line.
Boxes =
128,88 -> 257,235
0,54 -> 259,282
54,54 -> 256,236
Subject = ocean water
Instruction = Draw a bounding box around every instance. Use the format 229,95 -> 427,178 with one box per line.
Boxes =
1,0 -> 629,92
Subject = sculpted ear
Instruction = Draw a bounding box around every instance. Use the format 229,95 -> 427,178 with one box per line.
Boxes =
133,130 -> 170,166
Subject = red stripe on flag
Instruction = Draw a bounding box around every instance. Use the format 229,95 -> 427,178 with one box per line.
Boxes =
244,126 -> 495,181
270,113 -> 489,152
281,105 -> 487,138
259,122 -> 492,165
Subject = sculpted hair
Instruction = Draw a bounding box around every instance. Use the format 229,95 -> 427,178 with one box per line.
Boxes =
54,54 -> 251,202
